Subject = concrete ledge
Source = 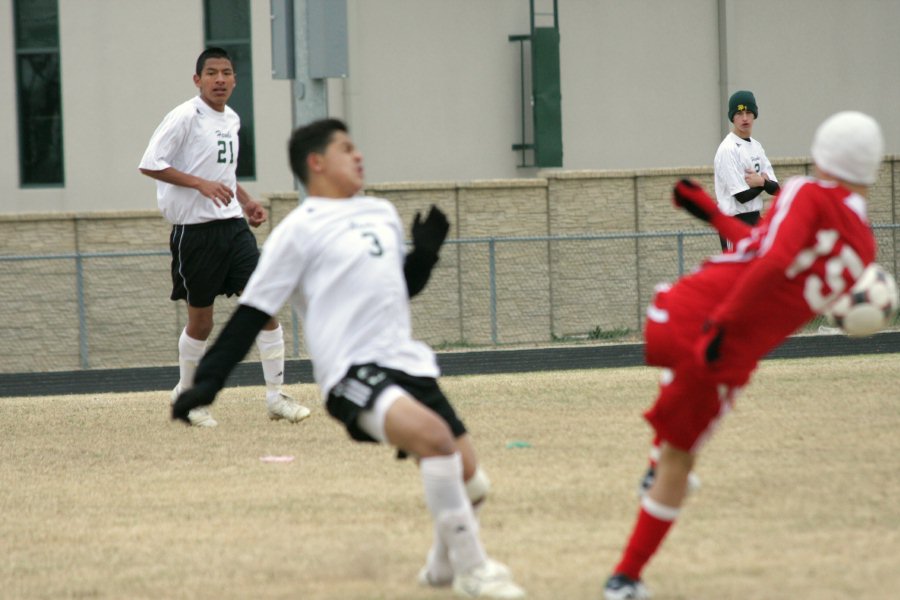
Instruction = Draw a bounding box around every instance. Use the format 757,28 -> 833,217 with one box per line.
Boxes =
366,181 -> 458,192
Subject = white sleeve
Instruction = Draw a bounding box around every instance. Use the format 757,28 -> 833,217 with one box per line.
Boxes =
239,221 -> 307,317
138,108 -> 188,171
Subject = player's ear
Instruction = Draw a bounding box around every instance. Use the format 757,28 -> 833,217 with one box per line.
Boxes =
307,152 -> 323,176
193,74 -> 201,87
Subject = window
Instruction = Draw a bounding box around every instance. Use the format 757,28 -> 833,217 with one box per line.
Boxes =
13,0 -> 64,186
204,0 -> 256,179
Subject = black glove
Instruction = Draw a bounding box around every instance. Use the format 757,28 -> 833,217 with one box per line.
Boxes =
673,179 -> 719,223
172,381 -> 218,424
695,320 -> 725,365
411,205 -> 450,256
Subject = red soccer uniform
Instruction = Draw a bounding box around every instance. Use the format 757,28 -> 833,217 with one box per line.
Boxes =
643,176 -> 876,451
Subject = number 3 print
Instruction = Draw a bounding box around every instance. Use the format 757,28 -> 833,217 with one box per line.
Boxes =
361,231 -> 383,256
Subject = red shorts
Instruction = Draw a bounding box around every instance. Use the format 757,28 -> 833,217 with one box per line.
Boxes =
642,283 -> 748,452
643,364 -> 738,453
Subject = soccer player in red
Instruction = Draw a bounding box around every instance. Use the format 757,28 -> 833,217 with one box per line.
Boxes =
603,111 -> 886,600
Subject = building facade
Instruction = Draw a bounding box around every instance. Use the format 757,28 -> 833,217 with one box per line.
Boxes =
1,0 -> 899,215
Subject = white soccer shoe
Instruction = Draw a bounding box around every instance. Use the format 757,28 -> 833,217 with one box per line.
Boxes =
171,385 -> 218,428
418,564 -> 453,588
452,559 -> 525,599
419,557 -> 513,589
184,406 -> 218,428
267,392 -> 311,423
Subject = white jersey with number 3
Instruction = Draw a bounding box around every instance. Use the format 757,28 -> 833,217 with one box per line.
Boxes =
239,196 -> 440,398
139,96 -> 243,225
714,132 -> 777,216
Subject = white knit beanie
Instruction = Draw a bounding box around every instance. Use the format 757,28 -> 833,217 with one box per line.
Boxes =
811,111 -> 884,185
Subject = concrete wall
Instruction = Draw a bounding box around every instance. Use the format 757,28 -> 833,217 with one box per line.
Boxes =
0,0 -> 295,214
1,0 -> 899,214
3,158 -> 899,373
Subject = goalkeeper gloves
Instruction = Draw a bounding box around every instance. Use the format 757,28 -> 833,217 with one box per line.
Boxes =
411,205 -> 450,256
405,205 -> 450,297
672,179 -> 720,223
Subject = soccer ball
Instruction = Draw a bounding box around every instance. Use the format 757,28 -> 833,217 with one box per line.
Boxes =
825,263 -> 899,337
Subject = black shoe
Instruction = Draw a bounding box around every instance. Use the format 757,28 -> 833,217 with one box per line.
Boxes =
603,573 -> 650,600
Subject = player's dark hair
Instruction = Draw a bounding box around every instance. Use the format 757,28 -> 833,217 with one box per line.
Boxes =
288,118 -> 349,184
195,47 -> 232,76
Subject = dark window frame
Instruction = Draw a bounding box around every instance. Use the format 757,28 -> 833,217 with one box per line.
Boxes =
13,0 -> 65,187
203,0 -> 256,180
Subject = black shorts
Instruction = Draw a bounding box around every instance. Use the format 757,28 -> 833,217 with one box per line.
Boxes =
719,210 -> 761,251
326,363 -> 468,446
169,218 -> 260,308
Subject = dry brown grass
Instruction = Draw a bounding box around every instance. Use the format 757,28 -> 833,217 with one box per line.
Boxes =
2,354 -> 899,600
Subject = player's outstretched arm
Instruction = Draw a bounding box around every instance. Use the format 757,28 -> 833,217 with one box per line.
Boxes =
404,205 -> 450,298
673,179 -> 752,244
172,305 -> 272,423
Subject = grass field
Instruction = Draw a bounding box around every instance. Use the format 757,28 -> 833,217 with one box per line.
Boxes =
2,354 -> 899,600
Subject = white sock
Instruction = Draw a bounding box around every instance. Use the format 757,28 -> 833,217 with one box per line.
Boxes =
424,534 -> 453,582
427,470 -> 485,577
420,453 -> 487,575
177,329 -> 207,391
437,508 -> 488,576
255,325 -> 285,403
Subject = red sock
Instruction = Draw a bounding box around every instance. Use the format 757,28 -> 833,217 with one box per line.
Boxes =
613,497 -> 679,580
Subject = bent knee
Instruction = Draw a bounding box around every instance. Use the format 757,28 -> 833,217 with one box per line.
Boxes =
382,395 -> 458,458
418,419 -> 457,457
186,322 -> 213,340
397,412 -> 457,458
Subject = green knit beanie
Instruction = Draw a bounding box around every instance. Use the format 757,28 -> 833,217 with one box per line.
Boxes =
728,90 -> 758,121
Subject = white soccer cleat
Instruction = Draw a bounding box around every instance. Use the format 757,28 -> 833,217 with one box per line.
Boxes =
418,542 -> 454,587
418,564 -> 453,588
185,406 -> 218,428
171,385 -> 218,428
267,392 -> 311,423
419,557 -> 511,589
452,559 -> 525,599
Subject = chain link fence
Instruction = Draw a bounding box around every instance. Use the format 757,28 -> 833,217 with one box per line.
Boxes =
2,226 -> 899,374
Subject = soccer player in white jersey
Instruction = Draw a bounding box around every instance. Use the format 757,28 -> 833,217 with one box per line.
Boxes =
713,90 -> 779,250
172,119 -> 527,599
139,48 -> 309,428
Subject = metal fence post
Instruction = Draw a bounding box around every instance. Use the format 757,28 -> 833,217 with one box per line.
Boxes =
75,252 -> 89,369
489,238 -> 498,344
677,232 -> 685,277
